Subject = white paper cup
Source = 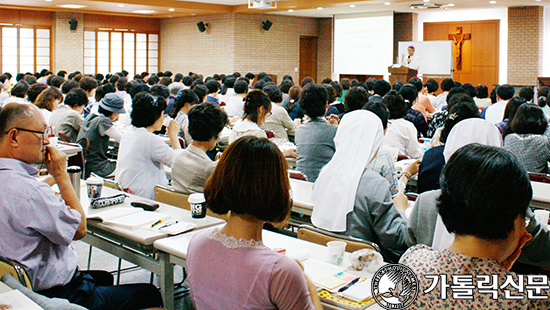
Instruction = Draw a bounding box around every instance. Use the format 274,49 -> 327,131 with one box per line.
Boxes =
86,177 -> 103,199
534,210 -> 549,228
327,241 -> 346,265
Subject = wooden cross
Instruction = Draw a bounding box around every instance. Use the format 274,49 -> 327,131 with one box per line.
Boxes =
448,27 -> 471,71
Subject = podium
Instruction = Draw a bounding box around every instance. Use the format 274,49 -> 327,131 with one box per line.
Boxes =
388,66 -> 418,84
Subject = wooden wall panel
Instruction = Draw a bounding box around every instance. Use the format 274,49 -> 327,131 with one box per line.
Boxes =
84,14 -> 160,32
0,9 -> 53,26
424,20 -> 499,89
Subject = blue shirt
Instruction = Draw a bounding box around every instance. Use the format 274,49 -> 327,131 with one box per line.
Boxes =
0,158 -> 81,291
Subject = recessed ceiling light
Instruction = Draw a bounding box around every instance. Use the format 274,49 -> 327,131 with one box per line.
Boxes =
317,7 -> 323,10
57,4 -> 86,8
133,10 -> 156,14
536,0 -> 541,1
118,4 -> 124,7
384,2 -> 391,5
423,0 -> 430,2
448,3 -> 455,6
168,8 -> 175,11
45,0 -> 52,2
349,4 -> 355,7
288,9 -> 294,12
489,0 -> 496,3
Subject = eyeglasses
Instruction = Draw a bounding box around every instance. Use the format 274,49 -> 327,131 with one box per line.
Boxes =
267,111 -> 273,117
5,127 -> 52,138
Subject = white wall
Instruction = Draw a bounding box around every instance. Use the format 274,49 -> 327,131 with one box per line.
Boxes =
544,7 -> 550,77
418,8 -> 508,84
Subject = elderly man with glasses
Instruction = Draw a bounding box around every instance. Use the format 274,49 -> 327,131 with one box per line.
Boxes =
0,103 -> 163,310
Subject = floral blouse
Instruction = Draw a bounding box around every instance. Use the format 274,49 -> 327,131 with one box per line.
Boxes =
399,245 -> 550,309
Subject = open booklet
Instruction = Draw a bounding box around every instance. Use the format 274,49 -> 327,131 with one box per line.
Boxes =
0,289 -> 44,310
302,259 -> 374,309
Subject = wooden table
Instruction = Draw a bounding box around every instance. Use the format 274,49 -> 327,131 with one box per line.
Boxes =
79,185 -> 225,310
154,226 -> 384,310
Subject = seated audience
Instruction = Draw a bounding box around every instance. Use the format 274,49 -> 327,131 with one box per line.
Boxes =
77,93 -> 124,178
224,79 -> 248,118
400,84 -> 428,137
0,103 -> 163,310
312,110 -> 409,262
519,86 -> 534,103
79,76 -> 98,117
368,79 -> 391,104
193,84 -> 208,103
536,86 -> 550,118
261,84 -> 296,141
50,88 -> 88,142
424,79 -> 439,106
365,101 -> 417,196
474,83 -> 492,108
329,80 -> 345,113
187,136 -> 322,309
4,81 -> 29,105
228,90 -> 271,144
427,87 -> 470,140
172,103 -> 227,194
27,83 -> 48,105
482,84 -> 515,124
205,80 -> 220,104
417,96 -> 482,193
115,92 -> 181,199
295,83 -> 337,182
402,144 -> 550,308
382,90 -> 423,159
35,86 -> 63,124
433,77 -> 454,111
322,84 -> 340,117
409,77 -> 435,121
504,103 -> 550,173
408,118 -> 503,248
170,89 -> 200,147
496,96 -> 525,137
217,75 -> 235,104
283,85 -> 304,120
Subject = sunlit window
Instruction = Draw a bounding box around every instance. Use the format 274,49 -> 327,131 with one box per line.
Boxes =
0,26 -> 50,75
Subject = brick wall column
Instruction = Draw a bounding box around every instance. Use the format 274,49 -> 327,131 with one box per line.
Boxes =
53,12 -> 84,73
394,13 -> 418,64
508,6 -> 543,85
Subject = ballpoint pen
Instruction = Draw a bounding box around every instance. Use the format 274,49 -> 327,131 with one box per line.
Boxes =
150,218 -> 165,229
338,277 -> 360,293
158,221 -> 179,229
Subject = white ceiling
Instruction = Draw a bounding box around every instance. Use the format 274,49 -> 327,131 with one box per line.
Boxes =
0,0 -> 547,18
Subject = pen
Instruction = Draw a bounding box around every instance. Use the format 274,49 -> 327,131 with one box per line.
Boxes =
338,277 -> 360,293
158,221 -> 178,229
150,218 -> 165,229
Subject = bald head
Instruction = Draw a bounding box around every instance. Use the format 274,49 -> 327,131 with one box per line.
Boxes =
0,103 -> 38,140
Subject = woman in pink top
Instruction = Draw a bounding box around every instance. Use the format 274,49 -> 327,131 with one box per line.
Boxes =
187,136 -> 322,310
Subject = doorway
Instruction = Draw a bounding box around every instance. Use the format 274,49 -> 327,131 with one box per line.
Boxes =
299,36 -> 318,84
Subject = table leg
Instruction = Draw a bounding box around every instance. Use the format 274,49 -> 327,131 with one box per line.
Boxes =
159,252 -> 175,310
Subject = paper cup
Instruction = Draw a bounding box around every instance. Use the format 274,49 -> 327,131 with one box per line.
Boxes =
189,193 -> 206,218
86,177 -> 103,199
534,210 -> 549,228
327,241 -> 346,265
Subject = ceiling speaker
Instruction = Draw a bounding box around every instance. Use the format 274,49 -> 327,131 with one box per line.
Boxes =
69,19 -> 78,31
197,21 -> 209,32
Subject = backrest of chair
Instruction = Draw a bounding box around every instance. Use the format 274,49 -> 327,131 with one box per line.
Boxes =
104,179 -> 123,191
58,132 -> 71,143
297,225 -> 380,253
529,172 -> 550,184
288,170 -> 308,181
0,257 -> 32,290
76,138 -> 90,156
154,185 -> 191,210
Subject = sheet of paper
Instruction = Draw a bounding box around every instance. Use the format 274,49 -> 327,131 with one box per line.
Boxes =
0,290 -> 44,310
302,259 -> 346,282
341,280 -> 373,302
87,207 -> 140,221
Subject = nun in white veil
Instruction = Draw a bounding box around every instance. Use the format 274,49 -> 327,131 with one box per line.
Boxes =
311,110 -> 409,262
429,118 -> 502,250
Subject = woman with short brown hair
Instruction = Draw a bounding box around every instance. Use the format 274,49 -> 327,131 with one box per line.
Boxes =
187,136 -> 322,309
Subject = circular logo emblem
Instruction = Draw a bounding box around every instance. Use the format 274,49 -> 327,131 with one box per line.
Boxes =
371,264 -> 419,309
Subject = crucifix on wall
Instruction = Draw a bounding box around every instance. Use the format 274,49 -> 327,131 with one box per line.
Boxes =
448,27 -> 471,71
